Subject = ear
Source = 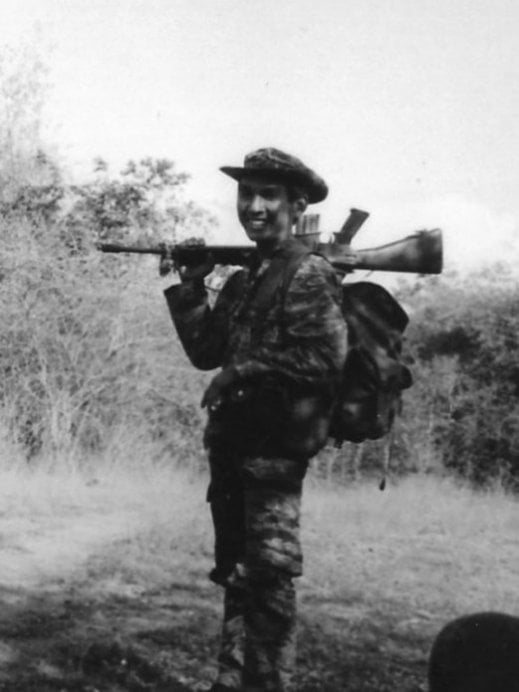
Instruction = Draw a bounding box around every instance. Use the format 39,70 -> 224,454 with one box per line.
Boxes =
292,196 -> 308,223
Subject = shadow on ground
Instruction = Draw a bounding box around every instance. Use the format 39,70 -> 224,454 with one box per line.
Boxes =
0,570 -> 429,691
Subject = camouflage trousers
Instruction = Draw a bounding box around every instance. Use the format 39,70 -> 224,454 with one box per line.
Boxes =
207,446 -> 308,692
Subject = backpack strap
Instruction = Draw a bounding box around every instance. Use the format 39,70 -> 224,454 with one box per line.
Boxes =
250,239 -> 311,313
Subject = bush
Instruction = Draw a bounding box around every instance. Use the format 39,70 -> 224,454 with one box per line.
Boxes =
398,267 -> 519,490
0,158 -> 215,469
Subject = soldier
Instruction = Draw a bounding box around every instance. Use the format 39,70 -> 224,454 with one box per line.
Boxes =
162,148 -> 347,691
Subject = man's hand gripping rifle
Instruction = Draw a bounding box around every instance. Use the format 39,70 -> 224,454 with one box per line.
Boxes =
96,208 -> 443,277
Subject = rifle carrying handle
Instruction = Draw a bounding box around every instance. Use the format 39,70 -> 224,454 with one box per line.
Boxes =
335,209 -> 370,245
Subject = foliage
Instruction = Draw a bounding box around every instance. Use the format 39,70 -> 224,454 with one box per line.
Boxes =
0,40 -> 50,198
396,266 -> 519,490
0,212 -> 212,465
65,156 -> 216,246
0,41 -> 214,468
0,146 -> 216,467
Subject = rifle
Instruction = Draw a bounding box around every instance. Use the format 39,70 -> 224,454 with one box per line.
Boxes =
97,208 -> 443,275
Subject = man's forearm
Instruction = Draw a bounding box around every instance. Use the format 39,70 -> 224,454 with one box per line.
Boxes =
164,282 -> 227,371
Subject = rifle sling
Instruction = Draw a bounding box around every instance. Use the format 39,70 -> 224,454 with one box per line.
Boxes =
248,240 -> 311,314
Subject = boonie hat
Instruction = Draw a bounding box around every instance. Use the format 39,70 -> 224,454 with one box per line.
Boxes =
220,147 -> 328,204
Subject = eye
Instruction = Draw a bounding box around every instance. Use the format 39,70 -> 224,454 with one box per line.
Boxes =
238,185 -> 253,200
261,186 -> 280,201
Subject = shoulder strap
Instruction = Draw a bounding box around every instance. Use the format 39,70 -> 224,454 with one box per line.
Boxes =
251,240 -> 311,312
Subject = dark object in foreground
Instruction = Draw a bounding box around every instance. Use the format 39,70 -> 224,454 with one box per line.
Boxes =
428,612 -> 519,692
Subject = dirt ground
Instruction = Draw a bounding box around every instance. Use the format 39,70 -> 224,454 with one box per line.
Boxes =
0,526 -> 426,692
1,471 -> 516,691
0,477 -> 425,691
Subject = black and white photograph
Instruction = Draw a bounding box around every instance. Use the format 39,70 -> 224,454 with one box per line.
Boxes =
0,1 -> 518,690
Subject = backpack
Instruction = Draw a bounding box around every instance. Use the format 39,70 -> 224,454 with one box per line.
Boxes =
329,281 -> 413,446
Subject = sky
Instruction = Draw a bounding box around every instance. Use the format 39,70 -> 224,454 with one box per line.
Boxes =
1,0 -> 518,270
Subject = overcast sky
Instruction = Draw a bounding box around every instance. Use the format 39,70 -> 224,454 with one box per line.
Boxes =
2,0 -> 518,269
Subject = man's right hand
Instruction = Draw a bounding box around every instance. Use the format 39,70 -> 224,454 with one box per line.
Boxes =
177,251 -> 215,283
158,243 -> 215,283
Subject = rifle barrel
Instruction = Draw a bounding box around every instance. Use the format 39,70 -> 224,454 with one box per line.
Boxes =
97,242 -> 257,266
97,243 -> 163,254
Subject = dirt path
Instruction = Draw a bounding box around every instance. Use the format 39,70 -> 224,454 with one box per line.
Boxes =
1,510 -> 142,592
0,476 -> 205,691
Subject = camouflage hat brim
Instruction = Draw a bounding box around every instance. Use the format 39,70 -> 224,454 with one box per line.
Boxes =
219,147 -> 328,204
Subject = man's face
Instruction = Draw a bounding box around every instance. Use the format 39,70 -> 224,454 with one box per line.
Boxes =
237,173 -> 304,245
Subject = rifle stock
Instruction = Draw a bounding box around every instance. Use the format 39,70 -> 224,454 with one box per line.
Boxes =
323,228 -> 443,274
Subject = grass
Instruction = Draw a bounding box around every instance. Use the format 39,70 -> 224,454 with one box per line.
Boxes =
0,463 -> 517,691
303,474 -> 519,613
298,475 -> 519,689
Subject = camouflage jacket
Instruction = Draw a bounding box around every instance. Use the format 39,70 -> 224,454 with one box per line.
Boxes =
165,238 -> 347,456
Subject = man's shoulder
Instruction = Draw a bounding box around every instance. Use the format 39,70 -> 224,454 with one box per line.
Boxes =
292,252 -> 337,284
281,252 -> 343,308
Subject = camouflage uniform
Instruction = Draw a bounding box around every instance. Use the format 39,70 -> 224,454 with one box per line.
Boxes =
165,235 -> 346,691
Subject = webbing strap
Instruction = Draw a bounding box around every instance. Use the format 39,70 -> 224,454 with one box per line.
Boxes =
250,240 -> 311,314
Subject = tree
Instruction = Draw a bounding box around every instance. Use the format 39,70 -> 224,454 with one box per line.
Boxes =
399,265 -> 519,490
0,41 -> 215,467
65,157 -> 216,247
0,40 -> 50,199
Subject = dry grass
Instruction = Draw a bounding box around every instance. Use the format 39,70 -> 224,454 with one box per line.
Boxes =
302,474 -> 519,616
296,474 -> 519,689
0,461 -> 207,592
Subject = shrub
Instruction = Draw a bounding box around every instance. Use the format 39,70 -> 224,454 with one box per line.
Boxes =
0,158 -> 214,469
399,267 -> 519,490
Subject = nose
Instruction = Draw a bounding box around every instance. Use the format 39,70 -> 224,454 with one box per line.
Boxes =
248,194 -> 265,214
